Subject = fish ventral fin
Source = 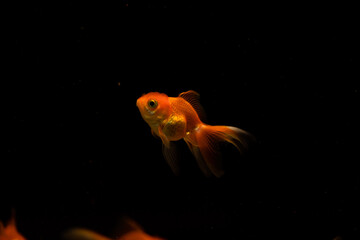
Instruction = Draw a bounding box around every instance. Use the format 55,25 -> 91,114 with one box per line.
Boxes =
179,90 -> 207,122
162,141 -> 181,176
185,140 -> 213,177
158,126 -> 170,148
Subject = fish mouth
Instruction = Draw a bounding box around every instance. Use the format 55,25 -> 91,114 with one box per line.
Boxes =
136,98 -> 141,108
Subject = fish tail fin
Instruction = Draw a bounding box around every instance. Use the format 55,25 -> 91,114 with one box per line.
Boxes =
194,124 -> 253,177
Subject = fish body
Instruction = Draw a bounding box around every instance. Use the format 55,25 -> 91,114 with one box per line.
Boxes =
137,90 -> 252,177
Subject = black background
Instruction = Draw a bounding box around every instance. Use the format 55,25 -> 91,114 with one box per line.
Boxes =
3,4 -> 359,240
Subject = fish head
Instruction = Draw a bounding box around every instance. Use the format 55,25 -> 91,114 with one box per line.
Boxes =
136,92 -> 171,126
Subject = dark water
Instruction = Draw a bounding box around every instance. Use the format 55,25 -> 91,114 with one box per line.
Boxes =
3,5 -> 359,240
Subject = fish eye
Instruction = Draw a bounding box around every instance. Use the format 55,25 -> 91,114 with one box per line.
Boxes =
147,99 -> 158,108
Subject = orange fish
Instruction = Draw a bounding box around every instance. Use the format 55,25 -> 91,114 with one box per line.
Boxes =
136,90 -> 252,177
0,214 -> 26,240
64,218 -> 165,240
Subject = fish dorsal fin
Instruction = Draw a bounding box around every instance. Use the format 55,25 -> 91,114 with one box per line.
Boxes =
0,221 -> 4,234
179,90 -> 207,121
7,211 -> 17,231
63,228 -> 112,240
114,217 -> 145,239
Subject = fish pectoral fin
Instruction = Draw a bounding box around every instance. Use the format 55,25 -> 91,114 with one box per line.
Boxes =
158,126 -> 170,148
179,90 -> 207,121
162,142 -> 180,176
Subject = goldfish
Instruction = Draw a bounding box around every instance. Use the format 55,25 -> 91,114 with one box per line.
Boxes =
136,90 -> 252,177
0,214 -> 26,240
63,218 -> 165,240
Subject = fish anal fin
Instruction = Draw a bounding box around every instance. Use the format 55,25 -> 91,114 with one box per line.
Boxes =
198,137 -> 224,178
179,90 -> 207,121
185,140 -> 212,177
